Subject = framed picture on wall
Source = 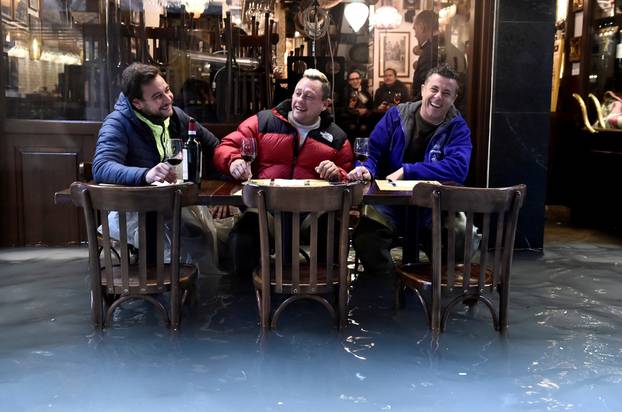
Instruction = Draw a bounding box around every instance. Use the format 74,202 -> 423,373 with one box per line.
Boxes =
29,0 -> 37,11
1,0 -> 12,19
380,31 -> 410,77
569,37 -> 581,62
14,0 -> 28,24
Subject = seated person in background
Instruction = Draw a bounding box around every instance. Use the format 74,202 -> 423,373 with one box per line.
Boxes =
214,68 -> 353,279
373,68 -> 411,117
348,64 -> 472,277
92,63 -> 222,270
93,63 -> 219,185
338,70 -> 374,141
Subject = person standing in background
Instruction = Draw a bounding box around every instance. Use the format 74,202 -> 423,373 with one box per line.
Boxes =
411,10 -> 440,101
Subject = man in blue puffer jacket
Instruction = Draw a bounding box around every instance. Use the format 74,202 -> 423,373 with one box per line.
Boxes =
93,63 -> 219,185
93,63 -> 221,268
348,64 -> 472,276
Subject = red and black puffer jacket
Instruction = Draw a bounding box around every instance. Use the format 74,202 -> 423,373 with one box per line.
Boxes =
214,100 -> 353,181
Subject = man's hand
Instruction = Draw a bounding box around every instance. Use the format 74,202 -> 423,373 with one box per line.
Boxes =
315,160 -> 341,181
348,166 -> 371,182
145,163 -> 176,184
356,108 -> 369,116
386,167 -> 404,182
230,159 -> 252,180
377,101 -> 389,113
209,205 -> 236,219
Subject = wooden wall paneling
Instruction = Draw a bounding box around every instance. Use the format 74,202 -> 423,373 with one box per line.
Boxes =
17,148 -> 81,244
1,120 -> 100,246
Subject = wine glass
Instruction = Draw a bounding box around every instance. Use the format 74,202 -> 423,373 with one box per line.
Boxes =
165,138 -> 183,166
349,91 -> 358,108
353,137 -> 369,164
241,137 -> 257,181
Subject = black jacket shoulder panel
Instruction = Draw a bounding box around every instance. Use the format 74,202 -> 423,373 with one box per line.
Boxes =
258,109 -> 292,135
308,122 -> 348,150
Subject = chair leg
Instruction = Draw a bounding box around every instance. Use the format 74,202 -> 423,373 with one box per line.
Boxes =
260,286 -> 271,329
394,276 -> 406,310
339,283 -> 348,329
430,294 -> 441,334
498,282 -> 509,331
91,289 -> 104,329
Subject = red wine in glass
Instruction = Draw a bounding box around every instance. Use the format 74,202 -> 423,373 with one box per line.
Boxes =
355,153 -> 368,162
166,158 -> 182,166
353,137 -> 369,164
165,139 -> 183,167
241,137 -> 257,180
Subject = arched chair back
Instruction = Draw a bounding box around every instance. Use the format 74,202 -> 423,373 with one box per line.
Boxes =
242,183 -> 354,330
396,183 -> 526,333
70,182 -> 198,330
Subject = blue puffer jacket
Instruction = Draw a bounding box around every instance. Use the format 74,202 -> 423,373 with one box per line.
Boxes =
93,93 -> 219,185
363,101 -> 471,183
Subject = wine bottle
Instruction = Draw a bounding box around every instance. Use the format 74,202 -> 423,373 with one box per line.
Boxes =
185,118 -> 202,184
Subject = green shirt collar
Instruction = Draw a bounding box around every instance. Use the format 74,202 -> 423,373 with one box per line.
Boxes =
133,109 -> 171,161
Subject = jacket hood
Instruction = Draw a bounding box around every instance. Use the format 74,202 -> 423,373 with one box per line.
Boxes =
274,99 -> 336,130
113,93 -> 143,127
397,100 -> 461,140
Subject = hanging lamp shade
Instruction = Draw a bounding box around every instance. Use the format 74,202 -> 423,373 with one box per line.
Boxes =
344,1 -> 369,33
372,5 -> 402,30
183,0 -> 210,15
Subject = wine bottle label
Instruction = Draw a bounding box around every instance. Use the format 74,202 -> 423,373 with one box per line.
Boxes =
182,148 -> 189,180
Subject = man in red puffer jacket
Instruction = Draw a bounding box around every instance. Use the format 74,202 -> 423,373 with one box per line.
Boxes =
214,68 -> 353,281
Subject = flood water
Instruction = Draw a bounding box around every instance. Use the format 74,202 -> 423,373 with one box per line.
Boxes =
1,226 -> 622,411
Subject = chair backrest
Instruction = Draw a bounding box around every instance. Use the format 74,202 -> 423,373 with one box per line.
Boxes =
242,184 -> 354,292
70,182 -> 196,294
410,183 -> 526,292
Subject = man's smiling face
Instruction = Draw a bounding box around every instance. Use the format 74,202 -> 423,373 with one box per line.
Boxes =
291,77 -> 328,125
419,73 -> 458,125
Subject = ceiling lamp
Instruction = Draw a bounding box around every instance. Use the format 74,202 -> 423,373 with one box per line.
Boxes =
371,3 -> 402,30
344,1 -> 369,33
183,0 -> 210,16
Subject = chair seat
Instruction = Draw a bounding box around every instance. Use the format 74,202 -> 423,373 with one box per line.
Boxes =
101,264 -> 197,294
253,263 -> 341,294
396,262 -> 493,288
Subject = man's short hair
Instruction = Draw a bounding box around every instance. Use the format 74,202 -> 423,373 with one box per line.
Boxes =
425,64 -> 461,96
384,68 -> 397,77
302,68 -> 331,99
121,63 -> 163,102
414,10 -> 439,32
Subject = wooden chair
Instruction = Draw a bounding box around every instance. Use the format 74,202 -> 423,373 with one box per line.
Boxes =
70,182 -> 199,330
395,183 -> 526,333
242,183 -> 354,330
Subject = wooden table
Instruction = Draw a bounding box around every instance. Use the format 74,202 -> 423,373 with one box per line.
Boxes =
360,181 -> 421,263
54,180 -> 246,207
55,180 -> 410,207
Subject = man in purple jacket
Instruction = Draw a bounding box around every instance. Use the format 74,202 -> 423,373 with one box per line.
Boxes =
348,64 -> 472,276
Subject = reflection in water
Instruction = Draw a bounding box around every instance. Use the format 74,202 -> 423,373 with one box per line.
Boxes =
2,236 -> 622,411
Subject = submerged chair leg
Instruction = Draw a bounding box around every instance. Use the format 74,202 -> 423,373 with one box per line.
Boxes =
498,282 -> 509,331
260,287 -> 271,329
91,289 -> 104,329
